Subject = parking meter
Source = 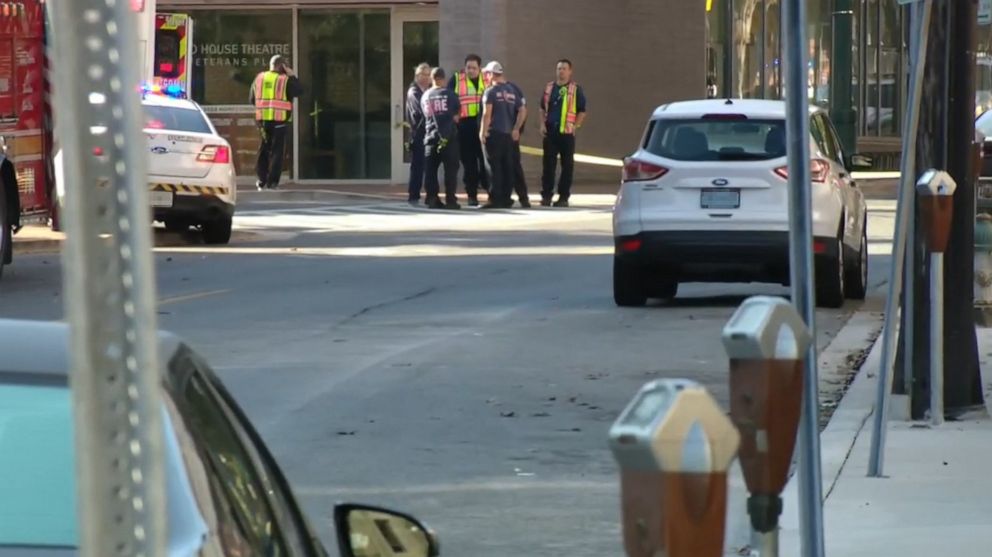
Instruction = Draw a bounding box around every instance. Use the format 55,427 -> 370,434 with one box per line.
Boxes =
722,296 -> 811,555
609,379 -> 740,557
916,169 -> 957,254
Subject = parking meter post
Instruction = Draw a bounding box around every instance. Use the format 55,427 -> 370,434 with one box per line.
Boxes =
722,296 -> 811,557
609,380 -> 740,557
50,1 -> 167,556
916,170 -> 957,425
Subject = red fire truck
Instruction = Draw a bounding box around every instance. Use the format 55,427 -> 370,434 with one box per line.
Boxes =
0,0 -> 50,278
0,0 -> 182,279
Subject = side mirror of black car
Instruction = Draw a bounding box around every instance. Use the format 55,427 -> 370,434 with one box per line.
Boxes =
334,503 -> 440,557
847,153 -> 873,171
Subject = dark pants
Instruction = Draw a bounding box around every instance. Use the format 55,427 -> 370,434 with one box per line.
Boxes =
542,131 -> 576,201
256,121 -> 289,188
458,118 -> 490,197
511,140 -> 529,202
426,138 -> 460,202
485,131 -> 514,206
408,134 -> 426,201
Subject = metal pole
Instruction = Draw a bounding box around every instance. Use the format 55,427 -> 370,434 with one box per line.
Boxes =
756,530 -> 779,557
782,1 -> 825,556
930,251 -> 945,425
868,0 -> 932,478
904,188 -> 916,396
50,1 -> 167,556
723,0 -> 735,98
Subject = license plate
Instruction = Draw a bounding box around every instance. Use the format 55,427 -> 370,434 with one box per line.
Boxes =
150,191 -> 174,208
701,188 -> 740,209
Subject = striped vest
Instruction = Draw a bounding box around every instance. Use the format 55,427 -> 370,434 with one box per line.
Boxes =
253,71 -> 293,122
543,81 -> 579,134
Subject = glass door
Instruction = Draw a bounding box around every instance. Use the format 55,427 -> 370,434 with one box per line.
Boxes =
298,10 -> 391,180
390,8 -> 439,182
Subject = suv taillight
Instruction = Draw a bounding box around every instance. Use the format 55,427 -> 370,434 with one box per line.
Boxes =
623,157 -> 669,182
198,145 -> 231,164
774,159 -> 830,183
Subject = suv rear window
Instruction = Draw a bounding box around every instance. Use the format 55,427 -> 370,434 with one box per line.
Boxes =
144,105 -> 212,134
644,118 -> 786,161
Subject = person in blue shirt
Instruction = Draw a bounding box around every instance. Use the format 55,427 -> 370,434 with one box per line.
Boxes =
405,63 -> 433,204
421,67 -> 462,210
540,59 -> 587,207
480,61 -> 527,209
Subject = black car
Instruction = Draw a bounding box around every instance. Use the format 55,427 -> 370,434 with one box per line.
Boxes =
0,319 -> 440,557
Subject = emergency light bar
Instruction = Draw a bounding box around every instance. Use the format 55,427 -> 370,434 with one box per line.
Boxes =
140,82 -> 187,99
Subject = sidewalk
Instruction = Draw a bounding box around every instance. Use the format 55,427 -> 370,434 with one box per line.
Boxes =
777,327 -> 992,556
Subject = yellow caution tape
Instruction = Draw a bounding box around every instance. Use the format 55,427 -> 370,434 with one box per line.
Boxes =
519,145 -> 624,168
152,183 -> 230,196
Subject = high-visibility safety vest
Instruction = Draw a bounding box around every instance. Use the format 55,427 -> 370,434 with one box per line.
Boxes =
253,71 -> 293,122
544,81 -> 579,134
455,71 -> 484,118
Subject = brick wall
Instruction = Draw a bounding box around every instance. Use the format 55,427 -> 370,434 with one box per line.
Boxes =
440,0 -> 706,189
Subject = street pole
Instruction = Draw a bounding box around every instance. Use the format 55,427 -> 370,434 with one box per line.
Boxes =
930,250 -> 945,424
723,0 -> 735,98
782,1 -> 825,556
868,0 -> 932,478
50,1 -> 167,556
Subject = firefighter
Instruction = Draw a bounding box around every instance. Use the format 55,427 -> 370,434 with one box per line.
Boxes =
479,61 -> 526,210
422,67 -> 462,210
483,66 -> 530,207
250,55 -> 303,190
406,63 -> 433,205
449,54 -> 490,206
540,59 -> 587,207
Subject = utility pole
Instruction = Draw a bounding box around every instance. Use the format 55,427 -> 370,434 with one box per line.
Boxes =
898,0 -> 985,418
942,0 -> 985,413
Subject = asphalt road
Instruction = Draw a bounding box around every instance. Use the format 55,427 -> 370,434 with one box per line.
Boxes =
0,194 -> 895,556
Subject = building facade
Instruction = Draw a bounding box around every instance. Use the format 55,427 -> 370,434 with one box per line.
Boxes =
163,0 -> 911,186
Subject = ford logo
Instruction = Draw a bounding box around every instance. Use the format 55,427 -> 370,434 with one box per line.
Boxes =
712,178 -> 729,186
150,146 -> 168,154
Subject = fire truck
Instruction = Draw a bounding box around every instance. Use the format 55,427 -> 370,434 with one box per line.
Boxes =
0,0 -> 191,279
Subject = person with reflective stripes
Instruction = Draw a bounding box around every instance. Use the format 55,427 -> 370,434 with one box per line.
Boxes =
249,55 -> 303,190
540,59 -> 587,207
448,54 -> 490,206
422,67 -> 462,210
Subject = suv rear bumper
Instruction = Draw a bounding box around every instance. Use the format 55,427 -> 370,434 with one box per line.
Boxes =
614,231 -> 838,283
153,194 -> 234,224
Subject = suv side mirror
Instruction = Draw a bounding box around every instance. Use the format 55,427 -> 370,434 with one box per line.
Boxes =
335,503 -> 440,557
848,153 -> 873,171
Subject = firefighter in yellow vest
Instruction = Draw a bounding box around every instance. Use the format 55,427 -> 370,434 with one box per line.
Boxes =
250,55 -> 303,190
540,59 -> 587,207
448,54 -> 490,206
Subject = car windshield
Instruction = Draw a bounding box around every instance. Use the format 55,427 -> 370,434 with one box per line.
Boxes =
644,118 -> 786,162
0,383 -> 77,551
144,105 -> 212,134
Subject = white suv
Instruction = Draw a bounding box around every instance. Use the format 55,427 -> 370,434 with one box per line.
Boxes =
612,99 -> 870,308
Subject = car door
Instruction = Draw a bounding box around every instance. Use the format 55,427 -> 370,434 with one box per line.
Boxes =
811,112 -> 859,247
822,114 -> 866,247
164,345 -> 326,557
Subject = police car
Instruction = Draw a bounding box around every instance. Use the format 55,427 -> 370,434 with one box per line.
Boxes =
143,86 -> 237,244
613,99 -> 871,308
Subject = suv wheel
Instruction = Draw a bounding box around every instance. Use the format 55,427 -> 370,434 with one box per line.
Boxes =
816,234 -> 846,309
613,258 -> 647,307
844,221 -> 868,300
202,217 -> 233,245
649,275 -> 679,301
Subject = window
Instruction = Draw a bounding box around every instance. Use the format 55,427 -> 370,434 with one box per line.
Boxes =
811,114 -> 839,163
0,40 -> 15,120
144,105 -> 213,134
645,118 -> 786,161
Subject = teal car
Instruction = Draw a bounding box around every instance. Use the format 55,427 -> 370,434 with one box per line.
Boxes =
0,320 -> 439,557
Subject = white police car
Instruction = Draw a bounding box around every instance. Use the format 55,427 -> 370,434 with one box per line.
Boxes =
143,86 -> 237,244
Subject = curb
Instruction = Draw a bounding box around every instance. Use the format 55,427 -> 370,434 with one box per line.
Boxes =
13,230 -> 264,256
238,189 -> 399,203
777,317 -> 886,554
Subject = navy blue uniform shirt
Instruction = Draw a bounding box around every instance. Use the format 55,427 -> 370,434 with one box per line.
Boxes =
421,86 -> 461,145
482,82 -> 524,135
406,82 -> 426,139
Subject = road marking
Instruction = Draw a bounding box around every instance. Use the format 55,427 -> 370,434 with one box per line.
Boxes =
158,289 -> 231,306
